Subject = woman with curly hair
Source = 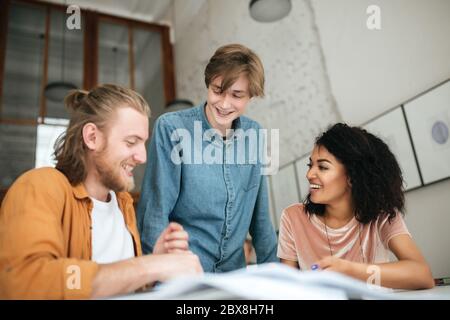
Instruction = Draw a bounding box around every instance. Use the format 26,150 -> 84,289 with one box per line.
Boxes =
278,123 -> 434,289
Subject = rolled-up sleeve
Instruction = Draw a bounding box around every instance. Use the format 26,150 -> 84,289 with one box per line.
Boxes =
379,213 -> 411,250
249,174 -> 278,264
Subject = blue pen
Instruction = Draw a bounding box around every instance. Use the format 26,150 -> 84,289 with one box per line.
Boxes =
311,264 -> 320,271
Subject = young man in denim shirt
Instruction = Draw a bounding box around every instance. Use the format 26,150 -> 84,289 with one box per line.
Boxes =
137,44 -> 278,272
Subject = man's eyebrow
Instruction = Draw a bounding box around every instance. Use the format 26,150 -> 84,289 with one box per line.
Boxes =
212,85 -> 247,94
125,135 -> 144,141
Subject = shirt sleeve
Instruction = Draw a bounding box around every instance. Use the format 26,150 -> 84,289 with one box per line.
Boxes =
378,213 -> 411,249
0,173 -> 99,299
249,174 -> 279,264
136,116 -> 182,254
277,210 -> 298,261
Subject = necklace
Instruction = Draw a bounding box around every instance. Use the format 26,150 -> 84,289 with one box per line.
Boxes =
323,215 -> 366,264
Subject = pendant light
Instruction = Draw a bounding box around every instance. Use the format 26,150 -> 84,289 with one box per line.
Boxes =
249,0 -> 292,23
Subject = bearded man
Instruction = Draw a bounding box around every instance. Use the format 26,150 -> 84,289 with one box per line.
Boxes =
0,84 -> 202,299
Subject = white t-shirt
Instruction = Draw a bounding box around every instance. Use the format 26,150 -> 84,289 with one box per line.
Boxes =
90,191 -> 135,263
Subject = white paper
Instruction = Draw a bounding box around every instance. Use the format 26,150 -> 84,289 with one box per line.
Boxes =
110,263 -> 417,300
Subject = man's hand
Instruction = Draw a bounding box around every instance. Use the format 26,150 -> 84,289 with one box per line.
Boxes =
91,250 -> 203,298
149,252 -> 204,282
153,222 -> 190,254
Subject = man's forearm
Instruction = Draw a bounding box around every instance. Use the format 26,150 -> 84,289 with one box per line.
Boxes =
90,256 -> 158,299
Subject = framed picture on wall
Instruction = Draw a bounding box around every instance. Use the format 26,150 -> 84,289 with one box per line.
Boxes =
363,106 -> 422,191
295,154 -> 311,201
403,79 -> 450,185
269,164 -> 300,230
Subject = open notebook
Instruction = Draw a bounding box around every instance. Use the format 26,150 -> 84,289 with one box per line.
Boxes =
111,263 -> 442,300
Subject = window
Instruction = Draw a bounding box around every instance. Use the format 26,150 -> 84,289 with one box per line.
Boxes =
0,0 -> 175,195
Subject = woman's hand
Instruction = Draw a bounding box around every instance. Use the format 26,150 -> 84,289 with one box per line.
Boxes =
153,222 -> 190,254
314,256 -> 355,275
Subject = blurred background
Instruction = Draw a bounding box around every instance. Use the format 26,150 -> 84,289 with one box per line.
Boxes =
0,0 -> 449,277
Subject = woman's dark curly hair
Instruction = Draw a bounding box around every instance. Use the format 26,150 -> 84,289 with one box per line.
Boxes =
304,123 -> 405,224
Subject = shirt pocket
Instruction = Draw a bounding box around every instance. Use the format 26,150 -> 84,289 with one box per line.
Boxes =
238,164 -> 260,192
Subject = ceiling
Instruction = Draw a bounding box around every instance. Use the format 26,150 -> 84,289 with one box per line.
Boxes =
41,0 -> 174,23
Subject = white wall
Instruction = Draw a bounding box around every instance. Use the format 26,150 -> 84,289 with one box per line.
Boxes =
404,180 -> 450,278
311,0 -> 450,277
311,0 -> 450,125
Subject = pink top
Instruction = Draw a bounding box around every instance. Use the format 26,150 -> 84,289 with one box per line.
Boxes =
277,204 -> 411,270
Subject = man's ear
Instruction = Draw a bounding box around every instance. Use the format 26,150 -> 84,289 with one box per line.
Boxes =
82,123 -> 102,151
347,177 -> 352,188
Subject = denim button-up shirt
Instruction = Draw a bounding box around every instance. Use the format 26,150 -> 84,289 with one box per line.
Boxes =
137,103 -> 278,272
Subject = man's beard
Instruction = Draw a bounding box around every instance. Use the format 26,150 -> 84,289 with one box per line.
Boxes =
93,150 -> 135,193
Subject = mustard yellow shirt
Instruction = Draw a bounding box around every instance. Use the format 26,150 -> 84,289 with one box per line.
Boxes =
0,167 -> 142,299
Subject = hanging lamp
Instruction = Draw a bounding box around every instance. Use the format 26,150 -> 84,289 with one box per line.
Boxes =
249,0 -> 292,23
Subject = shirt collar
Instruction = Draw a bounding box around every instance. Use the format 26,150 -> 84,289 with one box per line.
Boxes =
72,183 -> 89,200
72,182 -> 133,207
199,102 -> 242,145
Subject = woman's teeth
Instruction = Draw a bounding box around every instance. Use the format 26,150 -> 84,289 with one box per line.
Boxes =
310,184 -> 322,189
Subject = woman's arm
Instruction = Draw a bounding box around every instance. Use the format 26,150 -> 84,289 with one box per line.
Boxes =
317,234 -> 435,290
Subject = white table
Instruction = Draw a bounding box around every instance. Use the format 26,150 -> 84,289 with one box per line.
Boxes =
392,285 -> 450,299
112,285 -> 450,300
